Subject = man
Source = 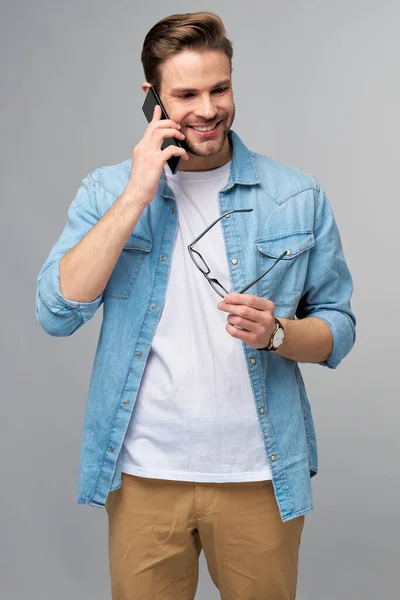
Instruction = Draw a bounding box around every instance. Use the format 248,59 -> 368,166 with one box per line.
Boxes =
36,10 -> 356,600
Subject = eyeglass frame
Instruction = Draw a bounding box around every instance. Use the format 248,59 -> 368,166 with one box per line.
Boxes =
187,208 -> 290,299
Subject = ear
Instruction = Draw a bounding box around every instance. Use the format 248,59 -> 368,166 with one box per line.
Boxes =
142,82 -> 152,95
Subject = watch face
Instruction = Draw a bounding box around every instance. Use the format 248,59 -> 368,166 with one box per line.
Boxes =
274,328 -> 285,347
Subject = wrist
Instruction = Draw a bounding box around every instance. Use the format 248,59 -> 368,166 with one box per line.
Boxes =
118,188 -> 148,213
122,182 -> 151,209
260,317 -> 285,352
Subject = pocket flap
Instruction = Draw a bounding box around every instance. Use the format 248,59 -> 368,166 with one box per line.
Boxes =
254,230 -> 315,259
123,234 -> 152,252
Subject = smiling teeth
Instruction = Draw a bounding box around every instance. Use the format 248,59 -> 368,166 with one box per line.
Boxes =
193,123 -> 218,132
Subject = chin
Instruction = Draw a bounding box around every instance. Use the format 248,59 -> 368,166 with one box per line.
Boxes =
186,131 -> 229,157
187,144 -> 224,158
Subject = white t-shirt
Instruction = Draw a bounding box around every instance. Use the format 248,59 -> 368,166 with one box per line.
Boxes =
121,160 -> 272,482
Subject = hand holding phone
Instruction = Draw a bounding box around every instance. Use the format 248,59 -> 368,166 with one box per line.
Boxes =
125,90 -> 189,207
142,86 -> 186,175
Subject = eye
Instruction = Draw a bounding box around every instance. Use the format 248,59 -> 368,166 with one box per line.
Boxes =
178,87 -> 229,100
212,87 -> 229,94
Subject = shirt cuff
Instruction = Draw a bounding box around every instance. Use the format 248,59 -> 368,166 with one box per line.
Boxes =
312,309 -> 356,369
40,257 -> 103,321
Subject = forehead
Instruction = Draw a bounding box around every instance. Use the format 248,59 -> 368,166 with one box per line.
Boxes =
160,50 -> 231,93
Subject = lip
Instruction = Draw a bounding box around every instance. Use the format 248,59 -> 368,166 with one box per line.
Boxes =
187,120 -> 222,137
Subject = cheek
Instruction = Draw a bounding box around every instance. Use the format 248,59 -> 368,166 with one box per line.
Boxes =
223,92 -> 234,108
176,111 -> 192,126
164,106 -> 186,127
223,102 -> 234,120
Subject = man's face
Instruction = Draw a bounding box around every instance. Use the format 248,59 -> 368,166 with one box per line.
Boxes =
144,49 -> 235,170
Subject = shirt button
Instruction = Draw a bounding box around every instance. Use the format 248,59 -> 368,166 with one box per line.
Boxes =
250,358 -> 257,365
225,213 -> 231,218
286,249 -> 291,256
231,258 -> 238,265
171,208 -> 176,213
151,304 -> 158,310
259,407 -> 264,414
123,399 -> 129,406
270,455 -> 276,462
136,351 -> 142,358
109,446 -> 115,452
161,255 -> 166,261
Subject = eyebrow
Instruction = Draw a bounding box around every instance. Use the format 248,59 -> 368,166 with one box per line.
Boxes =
169,79 -> 231,95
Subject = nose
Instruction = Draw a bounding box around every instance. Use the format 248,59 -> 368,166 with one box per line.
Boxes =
194,94 -> 219,121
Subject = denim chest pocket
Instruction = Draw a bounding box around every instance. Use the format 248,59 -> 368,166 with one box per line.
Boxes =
103,233 -> 152,299
254,231 -> 315,307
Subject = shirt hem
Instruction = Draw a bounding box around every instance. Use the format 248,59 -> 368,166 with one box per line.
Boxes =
121,462 -> 272,483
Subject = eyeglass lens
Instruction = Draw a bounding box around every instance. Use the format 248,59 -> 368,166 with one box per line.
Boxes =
190,249 -> 209,274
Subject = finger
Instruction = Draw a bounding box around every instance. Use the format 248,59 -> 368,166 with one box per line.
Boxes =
226,323 -> 255,344
227,314 -> 261,333
223,292 -> 274,312
153,127 -> 185,141
150,111 -> 181,130
152,119 -> 182,130
151,104 -> 162,121
162,145 -> 190,161
217,300 -> 261,321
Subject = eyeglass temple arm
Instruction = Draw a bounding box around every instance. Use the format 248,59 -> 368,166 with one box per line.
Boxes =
238,250 -> 290,294
187,209 -> 253,249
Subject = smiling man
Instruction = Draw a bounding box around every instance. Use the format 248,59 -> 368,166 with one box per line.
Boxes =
36,10 -> 356,600
156,49 -> 235,171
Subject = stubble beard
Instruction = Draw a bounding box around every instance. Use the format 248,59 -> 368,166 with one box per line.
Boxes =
181,107 -> 235,158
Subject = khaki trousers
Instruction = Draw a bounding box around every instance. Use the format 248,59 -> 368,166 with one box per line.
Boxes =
105,472 -> 305,600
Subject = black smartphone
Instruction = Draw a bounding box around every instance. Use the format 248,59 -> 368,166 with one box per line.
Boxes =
142,86 -> 183,174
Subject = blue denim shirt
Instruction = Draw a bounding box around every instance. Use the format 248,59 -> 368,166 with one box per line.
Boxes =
36,130 -> 356,522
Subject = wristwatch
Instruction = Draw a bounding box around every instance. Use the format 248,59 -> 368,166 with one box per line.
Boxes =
260,318 -> 285,352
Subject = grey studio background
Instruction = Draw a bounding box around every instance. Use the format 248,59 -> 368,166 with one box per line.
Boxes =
1,1 -> 399,599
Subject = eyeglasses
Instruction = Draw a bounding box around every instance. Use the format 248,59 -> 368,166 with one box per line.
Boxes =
187,208 -> 290,298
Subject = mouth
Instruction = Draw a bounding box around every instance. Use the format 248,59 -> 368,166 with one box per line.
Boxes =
187,120 -> 223,137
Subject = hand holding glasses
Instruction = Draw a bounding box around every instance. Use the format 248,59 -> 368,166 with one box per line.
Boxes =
187,209 -> 290,299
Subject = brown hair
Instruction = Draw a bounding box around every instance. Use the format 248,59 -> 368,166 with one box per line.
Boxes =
141,11 -> 233,93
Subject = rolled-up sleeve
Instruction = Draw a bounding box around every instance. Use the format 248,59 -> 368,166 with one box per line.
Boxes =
296,180 -> 356,369
36,174 -> 104,337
